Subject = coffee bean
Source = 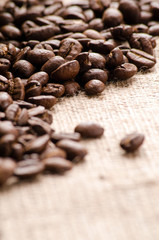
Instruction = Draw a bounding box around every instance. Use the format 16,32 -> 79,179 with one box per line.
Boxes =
0,12 -> 13,25
89,52 -> 106,69
0,157 -> 16,184
0,120 -> 18,138
27,48 -> 55,66
28,72 -> 49,86
40,146 -> 66,160
51,60 -> 80,82
85,79 -> 105,95
0,24 -> 21,40
42,83 -> 65,98
28,95 -> 57,109
25,134 -> 50,154
25,80 -> 42,98
89,18 -> 104,32
106,48 -> 123,68
60,19 -> 88,33
114,63 -> 137,80
0,92 -> 13,111
14,159 -> 44,178
149,24 -> 159,36
0,75 -> 9,91
127,48 -> 156,69
0,58 -> 11,73
110,25 -> 133,41
44,157 -> 73,174
41,56 -> 65,75
64,81 -> 80,97
119,0 -> 140,24
82,68 -> 108,84
5,103 -> 21,122
102,8 -> 123,27
90,0 -> 110,13
75,123 -> 104,138
51,132 -> 81,143
11,143 -> 24,161
28,117 -> 52,135
12,60 -> 35,78
120,132 -> 145,152
56,139 -> 87,162
83,29 -> 104,40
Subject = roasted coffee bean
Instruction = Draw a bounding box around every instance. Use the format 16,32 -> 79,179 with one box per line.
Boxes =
60,19 -> 88,33
85,79 -> 105,95
25,134 -> 50,154
27,48 -> 55,66
0,12 -> 14,25
14,159 -> 44,178
25,80 -> 42,98
0,43 -> 17,61
0,120 -> 18,138
82,69 -> 108,84
75,123 -> 104,138
8,78 -> 25,100
133,24 -> 148,34
83,29 -> 104,40
14,100 -> 36,109
51,132 -> 81,143
0,75 -> 9,91
140,11 -> 152,25
0,92 -> 13,111
44,157 -> 73,173
58,38 -> 83,61
149,25 -> 159,36
119,0 -> 140,24
0,24 -> 21,40
51,60 -> 80,82
41,56 -> 65,75
120,132 -> 145,152
0,157 -> 16,184
106,48 -> 123,68
56,139 -> 87,162
114,63 -> 137,80
127,48 -> 156,69
89,18 -> 104,32
110,25 -> 133,41
102,8 -> 123,27
0,134 -> 16,157
28,117 -> 52,135
90,0 -> 110,13
28,72 -> 49,86
12,60 -> 35,78
5,103 -> 21,122
84,9 -> 95,22
75,52 -> 91,73
28,106 -> 53,124
151,2 -> 159,20
11,143 -> 24,161
42,83 -> 65,98
28,95 -> 57,109
129,33 -> 153,55
64,81 -> 80,96
89,52 -> 106,69
0,58 -> 11,73
40,146 -> 66,160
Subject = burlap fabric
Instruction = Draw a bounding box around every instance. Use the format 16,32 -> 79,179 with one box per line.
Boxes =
1,1 -> 159,239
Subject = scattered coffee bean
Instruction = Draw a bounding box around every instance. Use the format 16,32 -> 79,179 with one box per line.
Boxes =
120,132 -> 145,152
75,123 -> 104,138
44,157 -> 73,174
85,79 -> 105,95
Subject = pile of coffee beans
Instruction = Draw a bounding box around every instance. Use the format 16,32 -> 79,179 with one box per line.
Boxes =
0,0 -> 159,185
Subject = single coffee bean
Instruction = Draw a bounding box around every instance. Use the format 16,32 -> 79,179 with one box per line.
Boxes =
0,75 -> 9,91
14,159 -> 44,178
0,24 -> 21,40
44,157 -> 73,174
85,79 -> 105,95
0,157 -> 16,184
114,63 -> 137,80
14,46 -> 31,62
127,48 -> 156,69
120,132 -> 145,152
102,8 -> 123,27
5,103 -> 21,122
82,68 -> 108,84
12,60 -> 35,78
40,146 -> 66,160
51,60 -> 80,82
56,139 -> 87,162
84,9 -> 95,22
25,25 -> 58,41
64,81 -> 80,96
75,122 -> 104,138
119,0 -> 140,24
11,143 -> 24,161
28,117 -> 52,135
90,0 -> 110,13
8,78 -> 25,100
41,56 -> 65,75
129,33 -> 153,55
25,134 -> 50,154
110,25 -> 133,41
0,43 -> 16,61
51,132 -> 81,143
0,58 -> 11,73
89,52 -> 106,69
27,48 -> 55,66
14,100 -> 36,109
60,19 -> 88,33
75,52 -> 91,73
42,83 -> 65,98
28,95 -> 57,109
25,80 -> 42,98
106,48 -> 123,68
0,121 -> 18,138
28,71 -> 49,86
89,18 -> 104,32
0,92 -> 13,111
149,24 -> 159,36
0,12 -> 14,25
58,38 -> 83,61
17,108 -> 29,126
83,29 -> 104,40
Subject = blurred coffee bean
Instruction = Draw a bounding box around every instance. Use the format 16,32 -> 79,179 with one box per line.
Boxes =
44,157 -> 73,174
51,132 -> 81,143
0,75 -> 9,91
75,123 -> 104,138
102,8 -> 123,27
120,132 -> 145,152
0,92 -> 13,111
0,157 -> 16,184
28,95 -> 57,109
25,134 -> 50,154
119,0 -> 140,24
0,24 -> 21,40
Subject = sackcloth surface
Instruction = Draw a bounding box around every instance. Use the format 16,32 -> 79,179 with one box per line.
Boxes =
1,1 -> 159,240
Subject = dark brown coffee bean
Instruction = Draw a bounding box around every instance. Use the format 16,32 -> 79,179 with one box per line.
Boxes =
0,134 -> 16,157
0,157 -> 16,184
51,132 -> 81,143
51,60 -> 80,82
119,0 -> 140,24
0,43 -> 17,61
89,52 -> 106,69
56,139 -> 87,162
85,79 -> 105,95
12,60 -> 35,78
133,24 -> 148,34
11,143 -> 24,161
110,25 -> 133,41
127,48 -> 156,69
44,157 -> 73,173
27,48 -> 55,66
14,159 -> 44,178
82,69 -> 108,84
28,95 -> 57,109
0,92 -> 13,111
75,52 -> 91,73
28,117 -> 52,135
75,123 -> 104,138
102,8 -> 123,27
58,38 -> 83,61
8,78 -> 25,100
106,48 -> 123,68
90,0 -> 110,13
0,58 -> 11,73
89,18 -> 104,32
42,83 -> 65,98
129,33 -> 153,55
149,24 -> 159,36
0,75 -> 9,91
64,81 -> 80,96
83,29 -> 104,40
14,100 -> 36,109
17,108 -> 29,126
0,24 -> 21,40
25,25 -> 58,41
41,56 -> 65,75
28,72 -> 49,86
25,80 -> 42,98
151,2 -> 159,20
25,134 -> 50,154
60,19 -> 88,33
120,132 -> 145,152
140,11 -> 152,25
0,12 -> 13,25
114,63 -> 137,80
88,39 -> 112,54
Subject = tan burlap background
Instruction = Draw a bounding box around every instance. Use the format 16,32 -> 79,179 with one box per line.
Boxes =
1,1 -> 159,239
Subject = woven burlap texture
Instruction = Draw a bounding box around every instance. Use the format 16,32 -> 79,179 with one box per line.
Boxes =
1,6 -> 159,236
